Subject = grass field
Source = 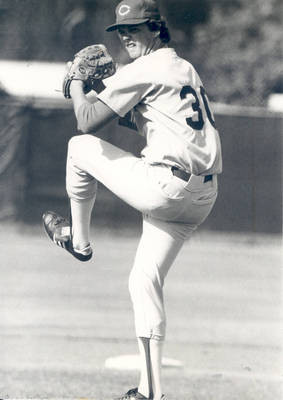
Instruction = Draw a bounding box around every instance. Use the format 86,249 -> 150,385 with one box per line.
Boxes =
0,224 -> 282,400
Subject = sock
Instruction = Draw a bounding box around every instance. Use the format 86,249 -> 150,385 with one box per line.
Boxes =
138,337 -> 153,399
73,242 -> 92,255
69,197 -> 95,249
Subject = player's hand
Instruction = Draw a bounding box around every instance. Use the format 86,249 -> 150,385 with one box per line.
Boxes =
62,44 -> 116,99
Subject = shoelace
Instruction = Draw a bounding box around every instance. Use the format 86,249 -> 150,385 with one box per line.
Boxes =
52,216 -> 70,246
53,216 -> 66,226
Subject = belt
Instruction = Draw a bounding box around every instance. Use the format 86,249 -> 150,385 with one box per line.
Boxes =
171,166 -> 212,183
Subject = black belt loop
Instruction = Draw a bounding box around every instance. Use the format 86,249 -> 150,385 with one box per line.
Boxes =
204,174 -> 213,183
171,166 -> 191,182
171,166 -> 213,183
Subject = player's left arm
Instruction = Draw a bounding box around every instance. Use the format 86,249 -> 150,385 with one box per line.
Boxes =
70,80 -> 118,133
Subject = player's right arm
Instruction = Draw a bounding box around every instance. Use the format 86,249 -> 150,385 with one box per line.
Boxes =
72,57 -> 151,134
70,80 -> 118,133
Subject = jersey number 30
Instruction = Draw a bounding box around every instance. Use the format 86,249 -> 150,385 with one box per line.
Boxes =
180,85 -> 216,130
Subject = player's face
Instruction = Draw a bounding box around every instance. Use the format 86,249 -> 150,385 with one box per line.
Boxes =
118,24 -> 158,59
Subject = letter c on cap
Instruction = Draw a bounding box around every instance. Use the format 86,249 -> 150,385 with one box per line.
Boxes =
119,4 -> 130,15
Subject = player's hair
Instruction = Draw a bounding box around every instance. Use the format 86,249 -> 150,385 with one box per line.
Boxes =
146,19 -> 171,43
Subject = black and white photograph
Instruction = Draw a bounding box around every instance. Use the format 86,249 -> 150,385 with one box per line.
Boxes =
0,0 -> 282,399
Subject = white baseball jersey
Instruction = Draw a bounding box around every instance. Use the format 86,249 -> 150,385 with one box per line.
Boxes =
98,47 -> 222,176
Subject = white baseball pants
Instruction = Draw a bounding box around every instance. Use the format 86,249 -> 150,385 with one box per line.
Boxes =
66,134 -> 218,340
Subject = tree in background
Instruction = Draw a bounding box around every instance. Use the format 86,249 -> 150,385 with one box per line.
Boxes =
185,0 -> 283,106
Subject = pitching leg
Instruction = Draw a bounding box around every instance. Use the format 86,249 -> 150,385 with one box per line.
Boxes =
129,217 -> 186,399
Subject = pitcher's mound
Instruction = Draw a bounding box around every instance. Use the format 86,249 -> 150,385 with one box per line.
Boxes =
105,354 -> 183,370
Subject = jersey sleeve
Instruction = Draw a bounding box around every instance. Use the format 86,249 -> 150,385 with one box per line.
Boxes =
97,58 -> 154,117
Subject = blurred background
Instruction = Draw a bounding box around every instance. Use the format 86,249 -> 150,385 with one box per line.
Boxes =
0,0 -> 282,233
0,1 -> 282,398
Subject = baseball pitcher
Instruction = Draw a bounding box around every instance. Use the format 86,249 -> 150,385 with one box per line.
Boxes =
43,0 -> 222,399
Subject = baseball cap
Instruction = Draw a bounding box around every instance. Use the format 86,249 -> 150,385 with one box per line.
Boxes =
106,0 -> 161,32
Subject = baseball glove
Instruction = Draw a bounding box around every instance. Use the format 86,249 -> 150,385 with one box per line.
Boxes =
62,44 -> 116,99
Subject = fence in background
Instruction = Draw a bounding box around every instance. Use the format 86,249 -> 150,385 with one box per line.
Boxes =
0,97 -> 282,234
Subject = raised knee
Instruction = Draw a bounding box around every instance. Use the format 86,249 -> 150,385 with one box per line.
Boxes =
68,134 -> 93,155
66,135 -> 97,201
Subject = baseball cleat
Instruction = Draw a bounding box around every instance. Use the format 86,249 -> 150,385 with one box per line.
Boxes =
114,388 -> 167,400
42,211 -> 93,262
114,388 -> 148,400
